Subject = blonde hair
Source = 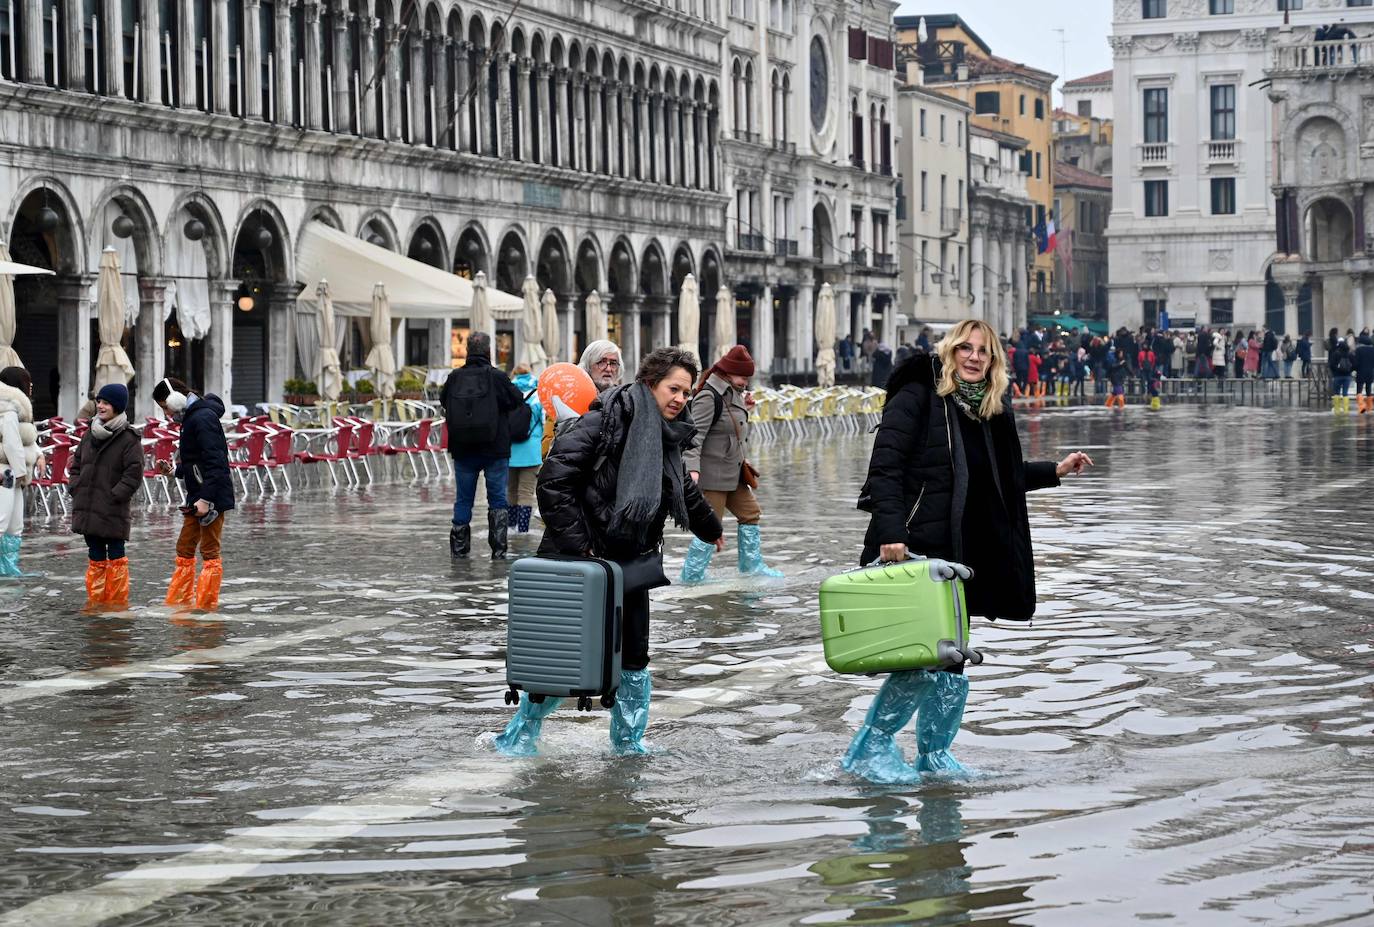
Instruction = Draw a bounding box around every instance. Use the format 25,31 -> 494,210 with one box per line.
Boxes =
935,319 -> 1009,418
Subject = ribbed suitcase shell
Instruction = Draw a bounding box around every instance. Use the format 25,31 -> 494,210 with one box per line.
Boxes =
819,560 -> 969,673
506,557 -> 623,698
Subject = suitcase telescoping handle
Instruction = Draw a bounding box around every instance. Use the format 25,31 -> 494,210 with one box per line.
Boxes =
861,555 -> 975,584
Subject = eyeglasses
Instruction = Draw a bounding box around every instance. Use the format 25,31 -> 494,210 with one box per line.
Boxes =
593,358 -> 622,369
955,343 -> 991,359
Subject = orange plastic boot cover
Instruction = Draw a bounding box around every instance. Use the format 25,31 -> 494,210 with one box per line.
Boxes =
104,558 -> 130,608
165,556 -> 197,607
195,559 -> 223,612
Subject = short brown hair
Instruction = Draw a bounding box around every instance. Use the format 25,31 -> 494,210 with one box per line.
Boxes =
635,348 -> 699,387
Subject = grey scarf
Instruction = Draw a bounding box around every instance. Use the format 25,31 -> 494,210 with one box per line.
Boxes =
608,383 -> 692,547
90,413 -> 128,442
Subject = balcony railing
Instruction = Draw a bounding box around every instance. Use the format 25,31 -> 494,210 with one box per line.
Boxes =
736,232 -> 765,252
940,208 -> 962,233
1271,37 -> 1374,75
851,156 -> 865,170
849,247 -> 869,267
771,138 -> 797,155
732,128 -> 760,143
1138,142 -> 1172,166
1205,139 -> 1240,164
774,238 -> 798,257
874,253 -> 895,271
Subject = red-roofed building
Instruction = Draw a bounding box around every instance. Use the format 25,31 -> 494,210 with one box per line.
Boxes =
1062,70 -> 1114,122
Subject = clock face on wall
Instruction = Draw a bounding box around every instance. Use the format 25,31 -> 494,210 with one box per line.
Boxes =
810,36 -> 829,133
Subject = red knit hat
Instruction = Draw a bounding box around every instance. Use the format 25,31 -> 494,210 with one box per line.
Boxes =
713,344 -> 755,378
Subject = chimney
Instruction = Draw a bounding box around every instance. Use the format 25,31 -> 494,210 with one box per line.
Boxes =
905,61 -> 924,86
956,63 -> 969,81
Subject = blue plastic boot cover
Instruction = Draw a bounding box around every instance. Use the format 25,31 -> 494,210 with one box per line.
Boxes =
679,537 -> 715,584
841,671 -> 935,785
609,669 -> 652,755
0,535 -> 21,578
916,672 -> 970,775
493,693 -> 564,756
737,524 -> 784,577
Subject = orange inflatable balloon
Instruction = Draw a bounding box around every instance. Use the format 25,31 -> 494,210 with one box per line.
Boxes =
538,363 -> 598,417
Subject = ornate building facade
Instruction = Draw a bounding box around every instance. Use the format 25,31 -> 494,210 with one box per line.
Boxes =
718,0 -> 900,376
1,0 -> 730,418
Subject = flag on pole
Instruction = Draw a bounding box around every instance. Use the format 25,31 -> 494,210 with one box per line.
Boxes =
1036,217 -> 1058,255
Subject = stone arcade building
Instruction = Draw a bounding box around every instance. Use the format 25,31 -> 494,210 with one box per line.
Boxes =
0,0 -> 731,418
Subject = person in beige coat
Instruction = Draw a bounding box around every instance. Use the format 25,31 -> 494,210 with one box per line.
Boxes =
0,367 -> 45,578
680,345 -> 783,582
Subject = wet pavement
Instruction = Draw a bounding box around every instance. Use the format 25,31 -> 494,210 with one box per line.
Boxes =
1,402 -> 1373,926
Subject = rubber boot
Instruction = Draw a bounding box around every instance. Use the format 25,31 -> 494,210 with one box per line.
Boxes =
842,671 -> 933,785
915,672 -> 970,775
0,534 -> 17,578
1344,395 -> 1354,414
488,509 -> 509,560
449,524 -> 471,558
1103,394 -> 1113,409
679,537 -> 715,584
737,525 -> 784,578
515,506 -> 533,534
1150,396 -> 1161,411
103,557 -> 130,610
609,668 -> 652,755
1332,395 -> 1341,414
165,556 -> 197,607
194,558 -> 223,612
84,559 -> 109,610
493,693 -> 564,756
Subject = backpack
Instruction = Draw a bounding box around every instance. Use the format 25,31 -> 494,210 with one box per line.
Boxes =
1333,352 -> 1354,375
447,369 -> 501,444
508,388 -> 537,441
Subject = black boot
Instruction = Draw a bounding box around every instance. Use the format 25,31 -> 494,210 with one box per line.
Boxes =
450,524 -> 471,558
488,509 -> 509,560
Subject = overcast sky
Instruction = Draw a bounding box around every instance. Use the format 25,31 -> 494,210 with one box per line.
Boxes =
894,1 -> 1114,101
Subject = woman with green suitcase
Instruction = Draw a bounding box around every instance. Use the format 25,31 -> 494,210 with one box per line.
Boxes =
845,318 -> 1093,783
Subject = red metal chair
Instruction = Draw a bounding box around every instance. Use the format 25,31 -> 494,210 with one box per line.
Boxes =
260,426 -> 296,492
228,429 -> 269,495
345,421 -> 378,483
142,435 -> 178,505
32,437 -> 74,517
382,418 -> 434,480
295,423 -> 356,487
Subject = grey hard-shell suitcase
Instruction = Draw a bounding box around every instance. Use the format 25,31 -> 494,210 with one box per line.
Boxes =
505,555 -> 624,711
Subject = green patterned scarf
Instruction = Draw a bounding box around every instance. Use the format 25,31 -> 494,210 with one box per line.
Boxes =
951,376 -> 988,421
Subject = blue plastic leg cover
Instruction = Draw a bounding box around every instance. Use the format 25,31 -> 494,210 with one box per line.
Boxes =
492,694 -> 564,756
608,669 -> 652,755
0,535 -> 21,578
841,671 -> 934,785
679,537 -> 715,584
737,525 -> 784,578
916,672 -> 970,775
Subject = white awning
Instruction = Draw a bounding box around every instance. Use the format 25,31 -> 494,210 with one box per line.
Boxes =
294,221 -> 524,320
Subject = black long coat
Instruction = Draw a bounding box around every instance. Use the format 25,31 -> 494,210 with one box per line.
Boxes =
536,386 -> 722,562
858,354 -> 1059,620
67,426 -> 143,540
176,394 -> 236,512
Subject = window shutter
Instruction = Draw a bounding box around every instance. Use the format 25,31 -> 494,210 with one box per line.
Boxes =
848,28 -> 867,61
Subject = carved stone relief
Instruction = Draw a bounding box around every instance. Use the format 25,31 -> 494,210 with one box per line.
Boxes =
1209,249 -> 1233,272
1144,251 -> 1165,275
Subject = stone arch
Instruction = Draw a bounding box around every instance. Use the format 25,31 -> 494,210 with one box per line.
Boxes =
670,241 -> 695,294
1303,196 -> 1355,263
536,228 -> 572,293
231,199 -> 293,283
495,225 -> 531,294
574,233 -> 603,294
356,211 -> 399,251
166,191 -> 232,282
405,216 -> 447,268
299,204 -> 345,241
88,183 -> 163,277
550,35 -> 565,68
1284,106 -> 1359,187
639,239 -> 668,297
607,236 -> 638,308
812,198 -> 836,264
454,222 -> 491,278
5,176 -> 87,274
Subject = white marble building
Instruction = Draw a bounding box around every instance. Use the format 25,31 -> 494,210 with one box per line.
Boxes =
1106,0 -> 1374,335
1,0 -> 731,418
718,0 -> 900,376
968,125 -> 1034,337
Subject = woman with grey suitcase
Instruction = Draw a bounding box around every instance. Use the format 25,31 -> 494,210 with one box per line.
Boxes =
847,318 -> 1092,784
492,347 -> 724,756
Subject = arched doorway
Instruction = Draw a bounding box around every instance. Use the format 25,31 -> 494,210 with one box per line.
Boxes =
230,207 -> 290,409
165,198 -> 226,401
9,186 -> 84,418
1304,198 -> 1354,264
1264,269 -> 1313,336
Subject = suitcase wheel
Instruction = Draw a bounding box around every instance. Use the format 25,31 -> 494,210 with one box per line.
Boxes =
577,696 -> 593,712
504,689 -> 519,706
960,647 -> 985,666
600,693 -> 616,709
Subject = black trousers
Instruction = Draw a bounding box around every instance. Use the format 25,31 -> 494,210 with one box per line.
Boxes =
621,589 -> 652,671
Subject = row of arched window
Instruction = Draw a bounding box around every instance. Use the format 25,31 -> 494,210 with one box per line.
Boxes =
850,97 -> 892,175
730,56 -> 791,147
0,1 -> 722,192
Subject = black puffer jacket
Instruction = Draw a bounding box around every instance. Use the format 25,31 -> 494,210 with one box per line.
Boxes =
858,354 -> 1059,620
176,394 -> 235,512
536,386 -> 723,562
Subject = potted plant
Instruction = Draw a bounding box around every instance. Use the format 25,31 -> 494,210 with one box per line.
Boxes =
352,378 -> 377,403
395,376 -> 425,400
283,378 -> 319,406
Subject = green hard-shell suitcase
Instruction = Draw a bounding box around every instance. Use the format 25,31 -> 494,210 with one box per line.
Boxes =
819,558 -> 983,674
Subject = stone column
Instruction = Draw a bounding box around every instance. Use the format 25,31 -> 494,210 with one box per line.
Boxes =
635,91 -> 649,180
1002,236 -> 1016,337
1351,273 -> 1366,334
970,225 -> 986,320
684,101 -> 698,189
571,72 -> 586,171
652,297 -> 672,349
1017,236 -> 1032,333
385,26 -> 403,141
665,97 -> 679,185
331,9 -> 350,131
178,0 -> 196,105
1352,184 -> 1367,254
794,285 -> 814,373
243,0 -> 263,118
617,84 -> 631,177
455,42 -> 471,152
651,92 -> 665,183
558,293 -> 577,360
55,276 -> 94,420
141,0 -> 162,104
304,2 -> 324,129
624,297 -> 643,366
103,0 -> 124,97
757,286 -> 774,376
1312,281 -> 1326,355
587,76 -> 603,173
435,37 -> 452,149
696,104 -> 708,190
62,0 -> 84,90
266,284 -> 300,405
516,56 -> 532,161
275,2 -> 293,124
1279,278 -> 1301,339
20,0 -> 43,83
536,64 -> 552,164
554,69 -> 571,167
357,17 -> 376,135
496,53 -> 514,158
205,281 -> 238,404
211,0 -> 229,114
133,278 -> 169,419
409,31 -> 426,143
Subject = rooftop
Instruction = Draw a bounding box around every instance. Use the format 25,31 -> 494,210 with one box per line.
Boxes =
966,54 -> 1057,85
1054,161 -> 1112,191
1063,69 -> 1113,89
893,14 -> 993,56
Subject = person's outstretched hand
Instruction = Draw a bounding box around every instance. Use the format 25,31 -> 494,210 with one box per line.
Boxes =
1056,451 -> 1094,478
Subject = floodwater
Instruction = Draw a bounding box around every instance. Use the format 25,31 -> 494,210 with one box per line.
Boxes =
2,402 -> 1373,926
